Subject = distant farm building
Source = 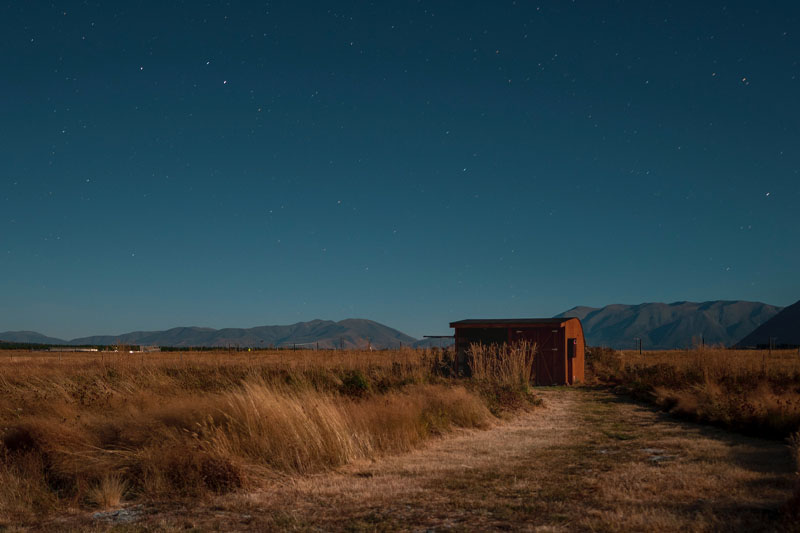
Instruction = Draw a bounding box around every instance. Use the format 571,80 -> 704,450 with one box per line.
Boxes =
450,318 -> 585,386
48,347 -> 98,352
138,345 -> 161,353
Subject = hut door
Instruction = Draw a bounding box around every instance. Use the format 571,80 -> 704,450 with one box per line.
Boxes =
567,338 -> 577,385
535,328 -> 561,386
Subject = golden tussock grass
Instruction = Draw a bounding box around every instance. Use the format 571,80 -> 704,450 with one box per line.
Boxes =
87,474 -> 128,510
0,347 -> 524,522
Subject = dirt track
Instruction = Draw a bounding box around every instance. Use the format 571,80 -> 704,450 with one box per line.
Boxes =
59,388 -> 796,532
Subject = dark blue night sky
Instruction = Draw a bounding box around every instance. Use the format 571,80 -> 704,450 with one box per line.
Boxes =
2,1 -> 799,339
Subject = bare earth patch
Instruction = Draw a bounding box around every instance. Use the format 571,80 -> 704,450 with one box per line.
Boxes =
43,388 -> 795,532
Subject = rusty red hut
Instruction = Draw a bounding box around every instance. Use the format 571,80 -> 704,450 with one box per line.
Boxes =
449,318 -> 585,385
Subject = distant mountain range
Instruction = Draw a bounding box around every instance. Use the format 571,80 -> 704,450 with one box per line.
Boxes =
556,300 -> 783,350
737,300 -> 800,347
2,300 -> 791,350
0,319 -> 416,349
0,331 -> 69,345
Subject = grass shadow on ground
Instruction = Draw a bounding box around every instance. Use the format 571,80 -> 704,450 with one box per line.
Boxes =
578,386 -> 795,479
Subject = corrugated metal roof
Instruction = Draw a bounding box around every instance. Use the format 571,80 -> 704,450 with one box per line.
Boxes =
449,318 -> 573,327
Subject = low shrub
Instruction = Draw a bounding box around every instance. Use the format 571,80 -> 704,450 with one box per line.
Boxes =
340,370 -> 370,397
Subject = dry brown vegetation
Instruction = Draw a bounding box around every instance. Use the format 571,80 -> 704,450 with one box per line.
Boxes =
51,387 -> 797,532
587,346 -> 800,518
0,347 -> 536,525
786,430 -> 800,517
5,344 -> 798,530
468,340 -> 536,387
588,346 -> 800,438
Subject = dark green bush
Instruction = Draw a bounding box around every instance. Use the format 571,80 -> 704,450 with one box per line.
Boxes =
339,371 -> 370,397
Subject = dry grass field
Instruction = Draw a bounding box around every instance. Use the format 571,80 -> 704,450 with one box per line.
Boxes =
0,346 -> 536,527
27,387 -> 798,532
2,345 -> 799,531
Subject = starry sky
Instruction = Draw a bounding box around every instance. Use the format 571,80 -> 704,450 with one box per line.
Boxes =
2,1 -> 799,340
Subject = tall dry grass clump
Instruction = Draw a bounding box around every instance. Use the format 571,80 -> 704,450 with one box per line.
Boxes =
467,342 -> 538,414
0,348 -> 504,523
468,341 -> 537,387
87,474 -> 128,509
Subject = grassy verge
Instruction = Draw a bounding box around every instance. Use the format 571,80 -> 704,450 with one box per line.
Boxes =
0,347 -> 537,523
587,346 -> 800,439
587,346 -> 800,518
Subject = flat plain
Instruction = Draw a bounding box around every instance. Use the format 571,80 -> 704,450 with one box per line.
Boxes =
0,348 -> 797,531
